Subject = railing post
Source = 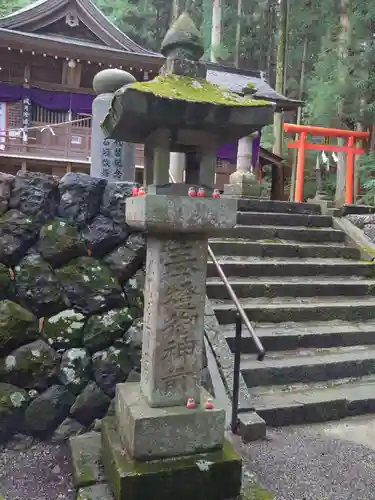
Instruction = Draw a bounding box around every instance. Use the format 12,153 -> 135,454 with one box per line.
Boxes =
345,135 -> 355,205
294,131 -> 306,202
231,314 -> 242,434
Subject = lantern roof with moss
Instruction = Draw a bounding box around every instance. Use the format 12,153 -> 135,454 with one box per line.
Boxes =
102,13 -> 275,145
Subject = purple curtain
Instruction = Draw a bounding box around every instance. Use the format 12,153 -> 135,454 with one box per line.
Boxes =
216,142 -> 237,162
252,133 -> 261,168
0,83 -> 94,114
28,87 -> 71,111
0,83 -> 23,102
216,132 -> 262,163
70,93 -> 94,115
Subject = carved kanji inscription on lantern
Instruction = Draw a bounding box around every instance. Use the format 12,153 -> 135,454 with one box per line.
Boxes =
140,236 -> 207,407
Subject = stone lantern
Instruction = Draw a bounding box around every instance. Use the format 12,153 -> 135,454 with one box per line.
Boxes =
100,12 -> 274,500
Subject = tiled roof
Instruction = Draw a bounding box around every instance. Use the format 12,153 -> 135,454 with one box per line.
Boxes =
206,66 -> 300,110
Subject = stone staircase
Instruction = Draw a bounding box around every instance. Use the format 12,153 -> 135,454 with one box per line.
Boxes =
207,199 -> 375,428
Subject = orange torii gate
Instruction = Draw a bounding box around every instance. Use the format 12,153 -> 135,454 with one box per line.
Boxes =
283,123 -> 370,204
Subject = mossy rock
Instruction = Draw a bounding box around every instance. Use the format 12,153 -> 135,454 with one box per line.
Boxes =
56,257 -> 125,314
58,348 -> 91,395
0,263 -> 14,299
0,339 -> 58,390
14,252 -> 69,317
57,173 -> 107,228
0,172 -> 13,215
42,309 -> 86,351
83,307 -> 134,353
81,215 -> 127,258
122,318 -> 143,373
0,300 -> 38,356
92,346 -> 133,397
38,218 -> 87,267
127,75 -> 270,108
52,417 -> 85,442
0,210 -> 41,266
0,382 -> 29,441
70,381 -> 111,426
104,244 -> 144,285
23,384 -> 75,436
9,170 -> 59,221
123,276 -> 144,319
0,209 -> 40,240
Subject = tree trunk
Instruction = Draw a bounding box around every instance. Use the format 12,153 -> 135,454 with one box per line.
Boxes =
211,0 -> 222,63
234,0 -> 242,68
266,0 -> 276,84
289,35 -> 308,200
335,0 -> 351,206
172,0 -> 183,22
273,0 -> 288,157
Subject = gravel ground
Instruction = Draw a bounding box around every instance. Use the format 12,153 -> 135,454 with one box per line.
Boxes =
0,435 -> 75,500
236,419 -> 375,500
3,419 -> 375,500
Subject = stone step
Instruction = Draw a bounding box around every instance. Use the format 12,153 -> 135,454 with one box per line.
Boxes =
236,211 -> 333,228
222,319 -> 375,352
225,225 -> 346,243
249,375 -> 375,426
206,277 -> 375,300
208,239 -> 359,260
240,344 -> 375,388
211,296 -> 375,324
206,258 -> 375,278
236,199 -> 321,215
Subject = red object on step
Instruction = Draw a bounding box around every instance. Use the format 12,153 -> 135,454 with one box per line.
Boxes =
188,187 -> 197,197
197,187 -> 205,197
131,186 -> 139,197
186,397 -> 196,409
138,187 -> 146,196
212,189 -> 221,199
204,397 -> 214,410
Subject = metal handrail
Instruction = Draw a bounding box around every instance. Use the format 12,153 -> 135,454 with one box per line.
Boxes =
168,172 -> 265,362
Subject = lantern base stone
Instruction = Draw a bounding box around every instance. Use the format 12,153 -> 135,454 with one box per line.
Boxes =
115,382 -> 225,461
101,416 -> 242,500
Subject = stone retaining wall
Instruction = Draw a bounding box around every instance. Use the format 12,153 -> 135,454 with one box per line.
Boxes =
0,170 -> 145,442
346,213 -> 375,242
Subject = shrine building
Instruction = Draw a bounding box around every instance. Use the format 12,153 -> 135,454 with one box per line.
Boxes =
0,0 -> 298,197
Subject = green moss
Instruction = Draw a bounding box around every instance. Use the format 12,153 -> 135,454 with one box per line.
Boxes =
76,456 -> 96,486
102,417 -> 242,500
127,75 -> 271,107
42,309 -> 86,349
0,300 -> 38,351
1,340 -> 56,389
242,484 -> 274,500
38,219 -> 87,266
0,263 -> 13,298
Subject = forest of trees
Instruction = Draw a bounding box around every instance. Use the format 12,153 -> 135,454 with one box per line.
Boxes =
1,0 -> 375,199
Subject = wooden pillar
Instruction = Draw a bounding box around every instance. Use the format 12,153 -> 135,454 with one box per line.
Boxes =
345,136 -> 355,205
294,132 -> 306,203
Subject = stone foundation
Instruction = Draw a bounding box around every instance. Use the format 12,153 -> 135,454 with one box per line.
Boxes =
101,417 -> 242,500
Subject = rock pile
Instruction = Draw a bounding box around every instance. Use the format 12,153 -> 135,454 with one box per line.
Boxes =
346,213 -> 375,241
0,170 -> 145,442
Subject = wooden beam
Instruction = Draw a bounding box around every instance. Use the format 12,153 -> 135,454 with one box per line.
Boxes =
287,142 -> 365,155
284,123 -> 369,140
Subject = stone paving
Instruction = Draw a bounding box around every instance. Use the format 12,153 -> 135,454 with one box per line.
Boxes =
235,415 -> 375,500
